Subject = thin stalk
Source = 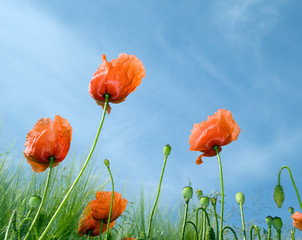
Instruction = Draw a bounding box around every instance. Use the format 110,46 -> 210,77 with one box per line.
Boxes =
87,230 -> 91,240
277,229 -> 281,240
222,226 -> 238,240
18,218 -> 33,240
146,154 -> 169,238
239,203 -> 246,240
198,211 -> 204,240
291,228 -> 295,240
186,221 -> 198,239
202,213 -> 206,240
213,204 -> 219,240
181,202 -> 189,240
24,158 -> 54,240
278,166 -> 302,211
250,225 -> 261,240
214,146 -> 224,240
38,94 -> 109,240
267,226 -> 271,240
105,165 -> 114,240
99,219 -> 104,240
4,209 -> 17,240
195,207 -> 211,240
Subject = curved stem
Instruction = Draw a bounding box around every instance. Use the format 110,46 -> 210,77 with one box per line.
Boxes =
146,155 -> 169,238
105,166 -> 114,240
195,207 -> 211,240
222,226 -> 238,240
213,204 -> 219,239
18,218 -> 33,240
196,207 -> 211,227
38,94 -> 109,240
4,209 -> 17,240
181,202 -> 189,240
24,158 -> 54,240
186,221 -> 198,239
250,225 -> 261,240
239,203 -> 246,240
214,146 -> 224,240
278,166 -> 302,211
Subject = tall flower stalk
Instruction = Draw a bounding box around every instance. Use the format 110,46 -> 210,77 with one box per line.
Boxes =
38,94 -> 109,240
104,159 -> 114,240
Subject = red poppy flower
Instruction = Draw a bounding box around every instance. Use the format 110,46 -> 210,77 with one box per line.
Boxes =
292,212 -> 302,231
78,191 -> 127,237
89,53 -> 146,113
189,109 -> 240,165
77,201 -> 116,237
24,115 -> 72,173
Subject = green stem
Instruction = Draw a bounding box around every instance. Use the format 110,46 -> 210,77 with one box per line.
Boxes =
203,212 -> 206,240
24,158 -> 54,240
146,154 -> 169,238
250,225 -> 261,240
214,146 -> 224,240
38,94 -> 109,240
88,230 -> 91,240
18,218 -> 33,240
181,202 -> 189,240
105,166 -> 114,240
213,205 -> 219,240
186,221 -> 198,239
239,203 -> 246,240
222,226 -> 238,240
198,211 -> 203,240
4,209 -> 17,240
99,219 -> 104,240
267,226 -> 271,240
291,228 -> 295,240
277,229 -> 281,240
278,166 -> 302,211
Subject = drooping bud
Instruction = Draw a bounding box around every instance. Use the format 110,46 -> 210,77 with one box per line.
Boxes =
183,186 -> 193,202
288,207 -> 294,215
200,196 -> 210,208
265,216 -> 273,226
104,159 -> 110,168
235,192 -> 245,205
206,226 -> 215,240
272,217 -> 283,230
273,184 -> 284,208
163,144 -> 171,157
196,189 -> 203,200
210,197 -> 217,207
29,195 -> 42,208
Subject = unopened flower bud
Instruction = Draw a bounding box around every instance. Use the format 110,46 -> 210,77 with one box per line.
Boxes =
235,192 -> 245,205
210,197 -> 217,207
29,195 -> 41,208
200,196 -> 210,208
196,189 -> 203,200
183,186 -> 193,201
206,226 -> 215,240
272,217 -> 283,230
104,159 -> 110,168
265,216 -> 273,226
273,185 -> 284,208
163,144 -> 171,157
288,207 -> 294,215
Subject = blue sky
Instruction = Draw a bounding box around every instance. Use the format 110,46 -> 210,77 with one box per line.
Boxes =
1,0 -> 302,234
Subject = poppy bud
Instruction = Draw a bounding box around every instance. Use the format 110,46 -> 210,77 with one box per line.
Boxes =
104,159 -> 110,168
29,195 -> 42,208
206,226 -> 215,240
210,197 -> 217,207
196,189 -> 203,200
163,144 -> 171,157
200,196 -> 210,208
235,192 -> 245,205
288,207 -> 294,215
272,217 -> 283,230
183,186 -> 193,202
273,185 -> 284,208
265,216 -> 273,226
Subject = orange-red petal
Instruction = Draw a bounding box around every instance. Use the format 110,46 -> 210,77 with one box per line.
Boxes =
189,109 -> 240,164
78,201 -> 116,237
89,53 -> 145,113
24,115 -> 72,173
292,212 -> 302,231
91,191 -> 127,222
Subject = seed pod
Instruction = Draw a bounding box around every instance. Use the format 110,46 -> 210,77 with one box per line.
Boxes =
265,216 -> 273,226
196,189 -> 203,200
273,185 -> 284,208
29,195 -> 42,208
200,196 -> 210,208
288,207 -> 294,215
272,217 -> 283,230
235,192 -> 245,204
163,144 -> 171,157
183,186 -> 193,201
